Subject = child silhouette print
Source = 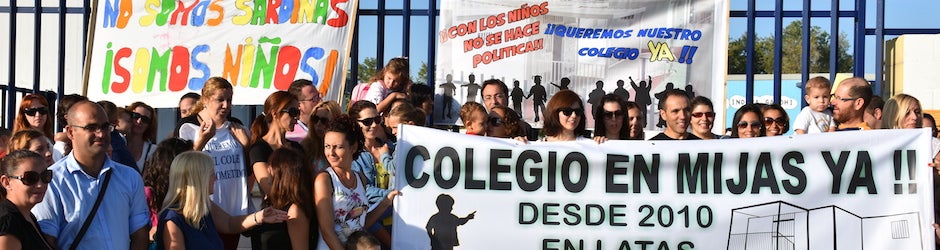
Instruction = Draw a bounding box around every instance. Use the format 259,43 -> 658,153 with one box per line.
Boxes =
426,194 -> 476,250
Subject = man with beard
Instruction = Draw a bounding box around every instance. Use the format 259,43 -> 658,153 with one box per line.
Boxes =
831,77 -> 873,131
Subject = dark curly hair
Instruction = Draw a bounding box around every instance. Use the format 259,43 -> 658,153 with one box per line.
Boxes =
326,114 -> 364,153
142,138 -> 193,215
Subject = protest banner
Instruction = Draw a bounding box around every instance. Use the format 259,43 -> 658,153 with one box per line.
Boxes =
433,0 -> 729,130
393,125 -> 936,249
84,0 -> 358,107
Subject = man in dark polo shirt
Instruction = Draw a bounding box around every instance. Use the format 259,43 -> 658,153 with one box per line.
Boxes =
650,89 -> 700,140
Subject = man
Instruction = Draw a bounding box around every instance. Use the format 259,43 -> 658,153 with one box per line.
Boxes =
286,79 -> 321,142
650,89 -> 700,140
863,95 -> 884,129
178,92 -> 200,118
831,77 -> 873,131
33,101 -> 150,249
481,79 -> 537,140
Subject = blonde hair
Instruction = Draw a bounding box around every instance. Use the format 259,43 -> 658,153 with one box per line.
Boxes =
190,77 -> 233,115
804,76 -> 831,92
162,151 -> 215,227
8,129 -> 46,153
301,100 -> 343,163
882,93 -> 922,129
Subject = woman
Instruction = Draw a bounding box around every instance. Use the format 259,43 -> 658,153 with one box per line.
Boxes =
542,90 -> 588,142
592,94 -> 630,142
13,94 -> 53,140
762,104 -> 790,136
486,106 -> 523,139
731,104 -> 766,138
882,94 -> 923,130
7,130 -> 54,167
314,115 -> 398,250
254,148 -> 317,249
156,151 -> 288,250
174,77 -> 252,250
625,101 -> 646,140
689,96 -> 719,139
347,101 -> 393,204
125,102 -> 158,171
248,91 -> 303,196
0,150 -> 54,250
142,138 -> 193,243
301,101 -> 343,171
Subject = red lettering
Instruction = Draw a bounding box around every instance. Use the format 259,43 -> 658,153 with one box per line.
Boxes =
273,46 -> 301,90
168,46 -> 190,91
267,0 -> 280,24
327,0 -> 349,27
170,0 -> 198,25
111,48 -> 133,93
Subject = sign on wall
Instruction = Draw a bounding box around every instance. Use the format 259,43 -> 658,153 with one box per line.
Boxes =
393,126 -> 935,249
84,0 -> 358,107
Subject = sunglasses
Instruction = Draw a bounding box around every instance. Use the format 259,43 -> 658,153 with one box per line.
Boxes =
764,117 -> 787,126
281,107 -> 300,119
130,112 -> 152,123
602,110 -> 624,119
691,112 -> 716,118
311,115 -> 331,124
7,169 -> 53,186
558,107 -> 584,117
737,121 -> 762,129
487,115 -> 503,126
358,116 -> 382,127
24,107 -> 49,116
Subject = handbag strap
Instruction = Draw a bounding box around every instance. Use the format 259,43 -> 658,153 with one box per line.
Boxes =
69,170 -> 113,250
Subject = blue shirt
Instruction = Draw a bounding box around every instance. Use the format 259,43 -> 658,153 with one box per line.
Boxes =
351,147 -> 394,205
31,154 -> 150,250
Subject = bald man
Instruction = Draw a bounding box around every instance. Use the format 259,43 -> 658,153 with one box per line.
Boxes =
32,101 -> 150,250
831,77 -> 873,131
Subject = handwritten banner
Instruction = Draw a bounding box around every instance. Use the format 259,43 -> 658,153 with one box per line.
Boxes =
433,0 -> 729,130
85,0 -> 358,107
393,126 -> 935,249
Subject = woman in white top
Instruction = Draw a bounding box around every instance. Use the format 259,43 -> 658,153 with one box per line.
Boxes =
542,90 -> 590,142
174,76 -> 252,250
314,115 -> 397,250
125,102 -> 158,172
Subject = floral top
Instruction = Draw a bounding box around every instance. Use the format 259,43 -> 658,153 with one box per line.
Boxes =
317,167 -> 368,248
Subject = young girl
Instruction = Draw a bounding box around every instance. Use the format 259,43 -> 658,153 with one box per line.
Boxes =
363,57 -> 411,113
459,102 -> 488,136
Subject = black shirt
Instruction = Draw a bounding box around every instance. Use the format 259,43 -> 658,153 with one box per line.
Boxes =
649,132 -> 702,140
0,199 -> 54,250
247,140 -> 303,177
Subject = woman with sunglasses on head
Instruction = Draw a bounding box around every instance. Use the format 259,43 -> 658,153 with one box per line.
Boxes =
124,102 -> 158,172
348,100 -> 395,247
301,100 -> 343,172
689,96 -> 719,140
7,130 -> 54,167
174,77 -> 252,250
592,94 -> 630,143
761,104 -> 790,136
248,91 -> 304,197
731,103 -> 766,138
542,90 -> 589,142
0,150 -> 55,250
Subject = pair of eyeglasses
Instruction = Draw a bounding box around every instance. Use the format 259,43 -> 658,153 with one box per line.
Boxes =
129,112 -> 152,123
558,107 -> 584,117
764,117 -> 787,126
487,115 -> 503,126
358,116 -> 382,126
281,107 -> 301,119
831,96 -> 859,102
24,107 -> 49,116
7,170 -> 53,185
691,112 -> 716,118
602,110 -> 624,119
737,121 -> 762,129
311,115 -> 331,124
71,123 -> 115,134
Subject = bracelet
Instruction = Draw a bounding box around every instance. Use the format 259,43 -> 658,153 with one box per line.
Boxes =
253,211 -> 259,224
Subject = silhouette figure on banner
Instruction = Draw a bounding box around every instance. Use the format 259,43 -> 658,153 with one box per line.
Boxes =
426,194 -> 476,250
462,74 -> 481,102
630,76 -> 653,108
439,74 -> 457,119
654,82 -> 678,128
587,80 -> 607,120
551,77 -> 571,90
510,80 -> 526,119
526,75 -> 548,122
613,79 -> 630,101
685,84 -> 697,99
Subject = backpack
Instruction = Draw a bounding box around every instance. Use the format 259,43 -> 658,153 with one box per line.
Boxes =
349,81 -> 372,105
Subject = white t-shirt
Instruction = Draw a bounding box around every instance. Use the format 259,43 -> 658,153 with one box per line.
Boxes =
134,141 -> 157,173
179,121 -> 255,215
793,107 -> 834,133
362,81 -> 391,106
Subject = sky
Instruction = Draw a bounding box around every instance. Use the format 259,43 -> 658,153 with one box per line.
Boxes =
355,0 -> 940,80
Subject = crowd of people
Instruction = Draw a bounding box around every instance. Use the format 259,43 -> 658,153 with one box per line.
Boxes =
0,56 -> 939,250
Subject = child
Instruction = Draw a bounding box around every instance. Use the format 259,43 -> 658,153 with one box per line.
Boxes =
364,57 -> 411,113
794,76 -> 836,134
344,231 -> 381,250
459,102 -> 488,135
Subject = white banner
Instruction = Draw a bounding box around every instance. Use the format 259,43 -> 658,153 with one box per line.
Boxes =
393,126 -> 935,249
433,0 -> 729,130
84,0 -> 358,107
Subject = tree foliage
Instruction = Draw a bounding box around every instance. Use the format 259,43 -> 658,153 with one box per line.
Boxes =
728,20 -> 853,74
